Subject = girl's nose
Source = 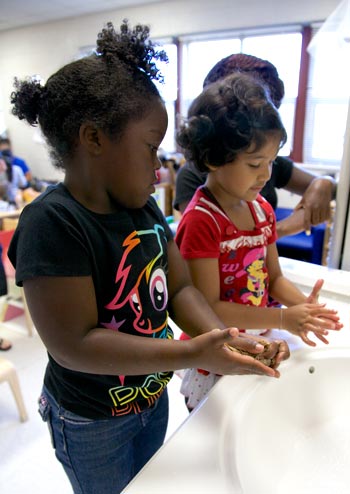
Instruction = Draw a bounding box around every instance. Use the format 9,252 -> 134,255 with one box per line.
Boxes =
261,162 -> 272,180
155,156 -> 162,170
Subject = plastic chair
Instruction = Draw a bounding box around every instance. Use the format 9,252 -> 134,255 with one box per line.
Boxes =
0,356 -> 28,422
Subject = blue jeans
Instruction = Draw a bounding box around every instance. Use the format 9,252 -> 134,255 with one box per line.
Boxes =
38,386 -> 169,494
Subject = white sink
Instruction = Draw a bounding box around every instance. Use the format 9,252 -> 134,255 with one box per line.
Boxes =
123,341 -> 350,493
221,346 -> 350,493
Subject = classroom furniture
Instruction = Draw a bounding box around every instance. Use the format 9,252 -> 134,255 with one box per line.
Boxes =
275,207 -> 327,265
0,226 -> 34,337
0,356 -> 28,422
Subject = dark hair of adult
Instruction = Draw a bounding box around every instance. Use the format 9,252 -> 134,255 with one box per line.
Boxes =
203,53 -> 285,109
10,20 -> 168,169
177,72 -> 287,173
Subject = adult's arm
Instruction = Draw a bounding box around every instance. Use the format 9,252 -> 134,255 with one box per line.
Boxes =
284,164 -> 336,232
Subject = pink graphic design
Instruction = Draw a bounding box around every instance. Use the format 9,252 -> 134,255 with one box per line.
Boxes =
101,316 -> 125,331
236,247 -> 267,306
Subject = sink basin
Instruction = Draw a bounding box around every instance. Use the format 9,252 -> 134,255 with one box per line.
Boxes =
221,347 -> 350,493
123,344 -> 350,494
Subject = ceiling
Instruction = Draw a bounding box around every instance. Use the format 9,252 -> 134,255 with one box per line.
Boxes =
0,0 -> 165,32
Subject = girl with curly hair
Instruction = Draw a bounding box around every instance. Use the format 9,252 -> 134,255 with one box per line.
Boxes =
175,72 -> 342,410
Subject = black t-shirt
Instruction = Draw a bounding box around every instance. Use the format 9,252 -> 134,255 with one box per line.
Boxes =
173,156 -> 294,211
9,183 -> 174,418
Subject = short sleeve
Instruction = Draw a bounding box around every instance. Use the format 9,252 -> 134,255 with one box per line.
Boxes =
175,209 -> 221,259
9,202 -> 91,286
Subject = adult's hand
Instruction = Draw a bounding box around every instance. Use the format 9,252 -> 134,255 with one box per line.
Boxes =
295,177 -> 336,233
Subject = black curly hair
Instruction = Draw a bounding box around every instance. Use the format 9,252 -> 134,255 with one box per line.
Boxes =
10,20 -> 168,169
203,53 -> 285,109
177,72 -> 287,173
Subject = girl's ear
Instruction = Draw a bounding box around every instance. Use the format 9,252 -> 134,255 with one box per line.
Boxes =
79,123 -> 103,156
206,163 -> 218,172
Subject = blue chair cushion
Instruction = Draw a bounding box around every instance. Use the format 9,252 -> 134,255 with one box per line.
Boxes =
275,208 -> 325,265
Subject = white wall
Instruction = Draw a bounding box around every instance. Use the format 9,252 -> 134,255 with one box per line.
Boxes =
0,0 -> 341,179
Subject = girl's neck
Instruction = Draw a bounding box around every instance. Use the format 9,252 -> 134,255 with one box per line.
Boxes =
64,172 -> 120,215
204,179 -> 243,211
203,183 -> 254,231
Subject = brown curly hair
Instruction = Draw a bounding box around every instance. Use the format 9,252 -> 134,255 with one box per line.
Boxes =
177,72 -> 287,172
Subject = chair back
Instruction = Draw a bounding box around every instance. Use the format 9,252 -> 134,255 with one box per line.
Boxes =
0,229 -> 16,278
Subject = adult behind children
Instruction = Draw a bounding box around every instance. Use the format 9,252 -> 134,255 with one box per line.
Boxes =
174,53 -> 336,238
8,21 -> 290,494
175,72 -> 342,410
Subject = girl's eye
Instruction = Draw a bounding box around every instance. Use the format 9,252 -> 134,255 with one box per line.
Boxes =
248,163 -> 260,169
149,145 -> 158,153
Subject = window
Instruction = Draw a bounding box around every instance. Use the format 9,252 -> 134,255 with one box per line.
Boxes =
181,38 -> 241,116
304,29 -> 350,166
242,32 -> 302,156
154,42 -> 178,153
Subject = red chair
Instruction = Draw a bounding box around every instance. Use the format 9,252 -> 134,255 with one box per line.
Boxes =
0,228 -> 34,337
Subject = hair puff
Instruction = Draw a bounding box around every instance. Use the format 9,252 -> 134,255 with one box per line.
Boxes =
11,77 -> 46,126
96,20 -> 168,82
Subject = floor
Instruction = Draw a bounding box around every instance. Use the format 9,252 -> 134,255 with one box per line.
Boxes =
0,313 -> 189,494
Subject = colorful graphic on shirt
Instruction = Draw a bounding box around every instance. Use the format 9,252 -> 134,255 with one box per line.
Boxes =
104,225 -> 168,335
109,371 -> 172,416
102,224 -> 172,415
236,247 -> 267,306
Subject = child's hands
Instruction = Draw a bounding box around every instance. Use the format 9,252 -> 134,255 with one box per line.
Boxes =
190,328 -> 290,378
306,278 -> 324,304
227,333 -> 289,374
282,303 -> 343,346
